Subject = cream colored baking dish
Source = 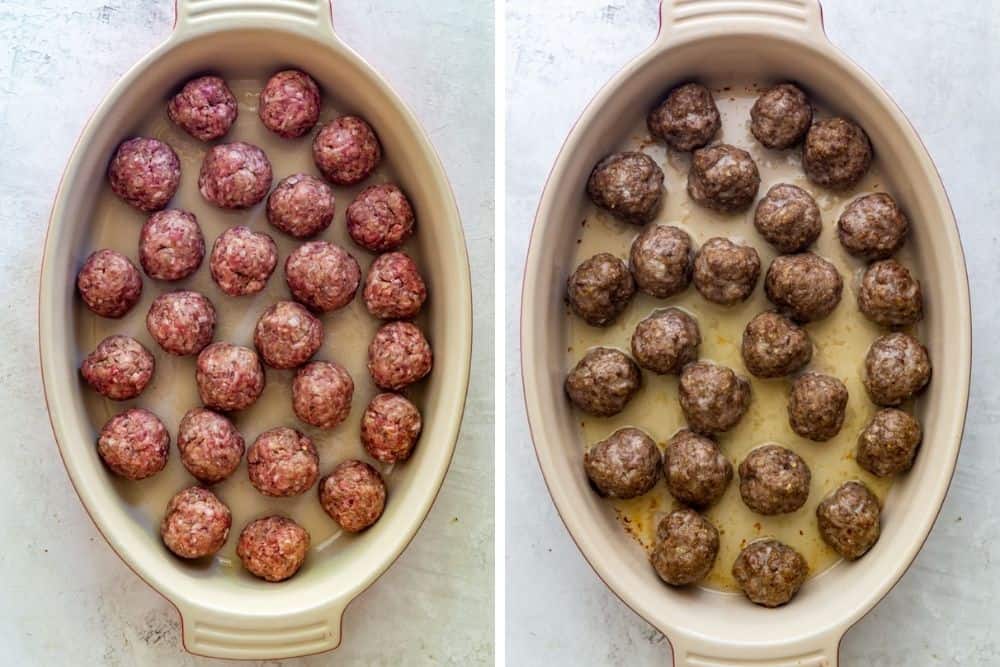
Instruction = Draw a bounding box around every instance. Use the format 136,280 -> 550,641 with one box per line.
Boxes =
521,1 -> 970,664
40,0 -> 471,660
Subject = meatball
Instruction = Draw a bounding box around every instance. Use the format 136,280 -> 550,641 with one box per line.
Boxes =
741,311 -> 811,378
167,75 -> 238,141
198,142 -> 273,209
363,251 -> 428,320
764,253 -> 843,322
361,393 -> 422,463
788,372 -> 848,441
586,151 -> 664,224
650,509 -> 719,586
138,209 -> 205,281
258,69 -> 321,139
567,253 -> 635,326
863,332 -> 931,406
313,115 -> 382,185
857,408 -> 922,477
687,144 -> 760,213
565,347 -> 641,417
247,427 -> 319,497
345,183 -> 416,253
678,361 -> 751,434
76,249 -> 143,318
693,237 -> 761,305
97,408 -> 169,480
629,224 -> 693,298
266,173 -> 335,239
209,226 -> 278,297
319,460 -> 387,532
583,427 -> 660,499
630,308 -> 700,375
160,487 -> 232,559
80,335 -> 154,401
858,260 -> 923,328
837,193 -> 909,260
732,539 -> 808,607
146,290 -> 216,356
753,184 -> 822,253
367,321 -> 433,390
195,342 -> 265,412
738,444 -> 810,515
253,301 -> 323,369
802,117 -> 872,190
292,361 -> 354,429
750,83 -> 812,149
177,407 -> 245,484
237,516 -> 310,582
107,137 -> 181,211
647,82 -> 721,152
817,481 -> 881,560
285,241 -> 362,313
663,429 -> 732,507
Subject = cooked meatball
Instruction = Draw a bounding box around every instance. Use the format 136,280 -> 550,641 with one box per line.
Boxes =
285,240 -> 362,312
858,260 -> 922,328
802,117 -> 872,190
678,361 -> 751,434
237,516 -> 310,582
863,332 -> 931,406
167,75 -> 238,142
345,183 -> 415,253
753,184 -> 821,253
586,151 -> 664,224
647,82 -> 721,152
146,290 -> 216,356
77,249 -> 143,318
209,226 -> 278,297
177,407 -> 245,484
687,144 -> 760,213
750,83 -> 812,150
319,460 -> 387,532
138,209 -> 205,281
764,253 -> 843,322
817,481 -> 881,560
160,487 -> 232,559
195,342 -> 265,412
565,347 -> 641,417
738,444 -> 810,515
629,224 -> 693,298
363,252 -> 428,320
837,193 -> 909,260
313,115 -> 382,185
247,427 -> 319,497
97,408 -> 169,480
292,361 -> 354,429
583,427 -> 660,499
80,335 -> 154,400
107,137 -> 180,212
664,429 -> 732,507
367,321 -> 433,390
567,253 -> 635,326
741,311 -> 811,378
258,69 -> 321,139
693,237 -> 761,305
857,408 -> 922,476
732,539 -> 808,607
198,142 -> 273,209
788,372 -> 848,441
650,509 -> 719,586
630,308 -> 700,375
266,173 -> 335,239
361,393 -> 422,463
253,301 -> 323,369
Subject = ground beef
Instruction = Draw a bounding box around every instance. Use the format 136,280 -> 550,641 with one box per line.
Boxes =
863,332 -> 931,406
583,427 -> 660,499
138,209 -> 205,281
816,481 -> 881,560
248,427 -> 319,497
692,237 -> 761,305
650,509 -> 719,586
167,75 -> 238,141
77,249 -> 143,318
630,308 -> 700,375
857,259 -> 923,327
253,301 -> 323,369
741,311 -> 811,378
160,486 -> 232,559
837,193 -> 909,260
738,444 -> 810,515
647,82 -> 721,152
345,183 -> 416,252
198,142 -> 273,209
565,347 -> 641,417
664,429 -> 732,507
367,321 -> 433,390
258,69 -> 321,139
857,408 -> 922,477
292,361 -> 354,429
361,393 -> 422,463
285,241 -> 362,312
97,407 -> 169,480
567,252 -> 634,326
678,361 -> 751,434
586,152 -> 664,224
177,407 -> 245,484
266,173 -> 335,239
80,335 -> 154,400
750,83 -> 812,149
313,115 -> 382,185
146,290 -> 216,356
687,144 -> 760,213
319,460 -> 387,532
629,224 -> 693,298
363,252 -> 428,320
753,183 -> 821,253
237,515 -> 310,582
732,539 -> 808,607
209,226 -> 278,297
195,342 -> 266,412
802,117 -> 872,190
764,252 -> 843,322
788,372 -> 848,441
108,137 -> 181,211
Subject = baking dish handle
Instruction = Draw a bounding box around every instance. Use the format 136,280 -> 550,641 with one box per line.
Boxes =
658,0 -> 825,40
668,632 -> 841,667
174,0 -> 335,39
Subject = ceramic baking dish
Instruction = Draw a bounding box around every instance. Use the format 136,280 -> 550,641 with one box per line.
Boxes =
521,1 -> 971,664
39,0 -> 471,660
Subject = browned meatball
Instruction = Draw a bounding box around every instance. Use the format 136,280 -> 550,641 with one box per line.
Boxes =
167,75 -> 238,142
367,321 -> 433,390
753,184 -> 821,253
750,83 -> 812,149
253,301 -> 323,369
97,408 -> 169,480
237,516 -> 310,582
857,408 -> 922,476
313,115 -> 382,185
583,427 -> 660,499
687,144 -> 760,213
345,184 -> 415,253
650,509 -> 719,586
80,335 -> 154,401
678,361 -> 751,434
77,249 -> 143,318
266,173 -> 335,239
138,209 -> 205,281
364,252 -> 428,320
285,241 -> 362,313
196,342 -> 266,412
209,226 -> 278,297
863,332 -> 931,406
817,481 -> 881,560
630,308 -> 700,375
802,117 -> 872,190
160,487 -> 232,559
198,142 -> 273,209
664,429 -> 732,507
738,444 -> 810,515
248,427 -> 319,497
837,193 -> 909,260
292,361 -> 354,429
732,539 -> 808,607
258,70 -> 321,139
788,372 -> 848,441
858,260 -> 922,328
629,224 -> 693,298
108,137 -> 180,211
177,407 -> 245,484
319,460 -> 387,532
741,311 -> 811,378
565,347 -> 641,417
647,83 -> 721,152
693,237 -> 761,305
146,290 -> 216,356
764,253 -> 843,322
567,253 -> 634,326
361,393 -> 422,463
586,152 -> 664,224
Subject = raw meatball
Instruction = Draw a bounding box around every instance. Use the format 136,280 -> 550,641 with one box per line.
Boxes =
586,151 -> 664,224
363,252 -> 428,320
361,393 -> 422,463
565,347 -> 641,417
266,173 -> 335,238
258,69 -> 321,139
741,311 -> 812,378
630,308 -> 700,375
146,290 -> 216,356
108,137 -> 180,211
863,332 -> 931,406
367,321 -> 433,390
138,209 -> 205,281
567,252 -> 635,326
687,144 -> 760,213
629,224 -> 693,298
802,117 -> 872,190
177,407 -> 245,484
817,481 -> 881,560
292,361 -> 354,429
837,193 -> 909,260
344,185 -> 416,254
209,226 -> 278,297
160,487 -> 232,559
285,241 -> 362,312
248,427 -> 319,497
196,342 -> 265,412
198,142 -> 273,209
750,83 -> 812,149
77,249 -> 143,318
237,516 -> 310,582
319,460 -> 387,532
647,82 -> 721,152
313,115 -> 382,185
788,372 -> 848,441
80,335 -> 154,400
693,237 -> 761,305
738,444 -> 810,515
764,252 -> 843,322
857,408 -> 922,477
678,361 -> 751,434
583,427 -> 660,499
664,429 -> 732,507
253,301 -> 323,369
167,75 -> 238,141
650,509 -> 719,586
732,539 -> 808,607
858,260 -> 923,327
753,184 -> 821,253
97,408 -> 169,480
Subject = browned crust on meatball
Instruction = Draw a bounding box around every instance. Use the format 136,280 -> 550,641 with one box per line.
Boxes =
583,427 -> 660,499
361,393 -> 422,463
258,70 -> 321,139
857,408 -> 922,476
664,429 -> 732,508
198,142 -> 273,209
678,361 -> 751,434
248,427 -> 319,497
753,183 -> 822,253
764,252 -> 843,322
863,332 -> 931,406
319,460 -> 387,532
738,444 -> 810,515
108,137 -> 181,212
629,224 -> 693,299
693,237 -> 761,305
209,226 -> 278,297
77,249 -> 143,318
802,117 -> 872,190
750,83 -> 812,150
146,290 -> 216,356
237,515 -> 310,582
647,82 -> 721,152
732,539 -> 808,607
567,252 -> 635,326
266,173 -> 335,239
139,209 -> 205,281
195,342 -> 266,412
367,321 -> 433,390
630,308 -> 700,375
788,372 -> 848,441
741,311 -> 812,378
285,241 -> 362,313
161,486 -> 232,559
80,335 -> 155,400
177,407 -> 245,484
816,481 -> 881,560
857,260 -> 923,328
313,115 -> 382,185
687,144 -> 760,213
97,408 -> 169,480
253,301 -> 323,369
586,152 -> 664,224
837,193 -> 909,260
565,347 -> 641,417
650,509 -> 719,586
167,75 -> 238,142
345,184 -> 416,253
292,361 -> 355,430
364,252 -> 428,321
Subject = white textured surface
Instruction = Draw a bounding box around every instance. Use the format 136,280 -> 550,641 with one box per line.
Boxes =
0,1 -> 493,664
506,1 -> 999,665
